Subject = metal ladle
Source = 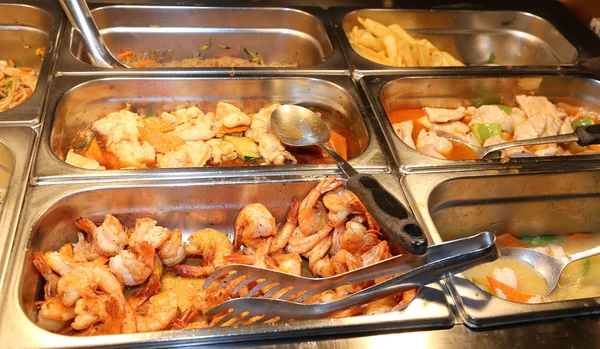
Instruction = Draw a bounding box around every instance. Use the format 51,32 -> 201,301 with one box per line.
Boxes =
501,245 -> 600,296
58,0 -> 128,68
270,104 -> 428,255
452,124 -> 600,159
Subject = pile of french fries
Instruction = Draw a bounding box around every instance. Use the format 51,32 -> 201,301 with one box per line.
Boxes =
347,16 -> 465,67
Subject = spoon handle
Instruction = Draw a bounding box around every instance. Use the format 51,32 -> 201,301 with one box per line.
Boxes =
568,245 -> 600,264
484,133 -> 578,154
575,124 -> 600,146
347,174 -> 428,255
319,144 -> 358,177
58,0 -> 126,68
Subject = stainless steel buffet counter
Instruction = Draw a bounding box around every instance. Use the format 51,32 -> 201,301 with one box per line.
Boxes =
0,0 -> 599,348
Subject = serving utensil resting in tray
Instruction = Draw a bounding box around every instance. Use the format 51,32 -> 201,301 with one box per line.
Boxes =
203,232 -> 498,325
271,105 -> 427,254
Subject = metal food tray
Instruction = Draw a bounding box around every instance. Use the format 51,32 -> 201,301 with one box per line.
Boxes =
329,6 -> 598,76
0,1 -> 63,125
0,175 -> 453,348
403,169 -> 600,328
33,75 -> 389,184
361,74 -> 600,174
0,127 -> 36,290
55,5 -> 348,76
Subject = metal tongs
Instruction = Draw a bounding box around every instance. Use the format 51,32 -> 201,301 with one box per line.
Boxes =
203,232 -> 498,325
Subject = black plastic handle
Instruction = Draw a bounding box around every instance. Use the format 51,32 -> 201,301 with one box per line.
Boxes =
576,124 -> 600,146
576,57 -> 600,77
347,174 -> 428,255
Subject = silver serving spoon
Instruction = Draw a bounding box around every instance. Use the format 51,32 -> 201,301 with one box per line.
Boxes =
453,124 -> 600,159
270,104 -> 428,255
58,0 -> 128,68
501,245 -> 600,296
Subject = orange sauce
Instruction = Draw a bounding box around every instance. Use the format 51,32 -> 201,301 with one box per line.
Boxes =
387,108 -> 478,160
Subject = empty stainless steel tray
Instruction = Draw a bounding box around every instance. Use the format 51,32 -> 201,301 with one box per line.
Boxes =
362,74 -> 600,174
329,7 -> 591,75
0,175 -> 452,347
55,6 -> 348,75
33,75 -> 389,183
403,170 -> 600,328
0,1 -> 63,125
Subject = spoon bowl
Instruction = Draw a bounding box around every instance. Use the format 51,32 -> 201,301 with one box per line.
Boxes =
270,105 -> 428,255
501,244 -> 600,296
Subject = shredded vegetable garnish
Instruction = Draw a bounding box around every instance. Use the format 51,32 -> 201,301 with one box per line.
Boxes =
0,60 -> 38,112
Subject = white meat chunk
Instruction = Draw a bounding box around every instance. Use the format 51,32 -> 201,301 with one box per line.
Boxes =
470,105 -> 513,133
510,108 -> 527,126
483,136 -> 504,147
504,146 -> 536,158
417,116 -> 432,130
416,129 -> 452,159
206,138 -> 238,164
492,267 -> 518,289
515,95 -> 567,120
167,117 -> 215,141
65,150 -> 105,170
160,107 -> 204,126
157,141 -> 211,168
424,107 -> 465,123
513,120 -> 540,141
466,132 -> 481,146
533,244 -> 566,257
559,117 -> 575,135
392,120 -> 416,149
112,140 -> 156,168
532,144 -> 559,157
216,102 -> 251,128
431,120 -> 470,142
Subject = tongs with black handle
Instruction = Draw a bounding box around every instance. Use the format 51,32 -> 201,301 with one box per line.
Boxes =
203,232 -> 498,325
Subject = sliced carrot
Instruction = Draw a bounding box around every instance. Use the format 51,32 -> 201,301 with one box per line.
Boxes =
86,138 -> 104,164
19,67 -> 32,73
496,234 -> 530,249
133,59 -> 156,68
140,116 -> 175,132
486,276 -> 535,303
116,50 -> 133,59
8,59 -> 14,67
568,233 -> 594,241
215,124 -> 250,137
138,126 -> 184,153
102,151 -> 121,170
325,130 -> 348,160
387,108 -> 426,124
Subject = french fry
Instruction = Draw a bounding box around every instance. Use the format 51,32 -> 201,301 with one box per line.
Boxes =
351,43 -> 395,66
441,53 -> 450,67
418,38 -> 437,50
348,25 -> 361,44
358,31 -> 385,52
357,17 -> 392,38
388,24 -> 417,45
430,51 -> 443,67
382,35 -> 397,63
442,51 -> 465,66
417,45 -> 430,66
399,44 -> 415,66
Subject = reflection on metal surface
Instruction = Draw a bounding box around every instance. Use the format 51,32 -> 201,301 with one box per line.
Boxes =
55,6 -> 349,75
0,128 -> 36,291
362,75 -> 600,173
403,170 -> 600,328
0,175 -> 453,348
0,1 -> 63,124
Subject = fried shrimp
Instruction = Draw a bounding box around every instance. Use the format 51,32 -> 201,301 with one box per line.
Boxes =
73,232 -> 101,261
270,199 -> 299,254
135,291 -> 179,332
109,241 -> 155,286
75,214 -> 128,257
285,225 -> 333,254
44,243 -> 88,276
57,262 -> 125,308
157,228 -> 185,267
173,229 -> 233,278
129,218 -> 170,249
298,177 -> 342,234
322,187 -> 363,228
234,203 -> 276,250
